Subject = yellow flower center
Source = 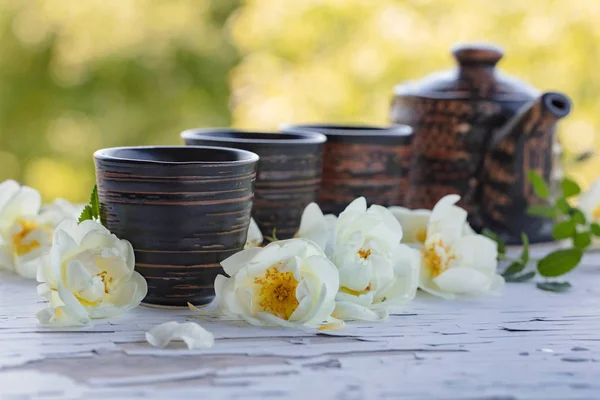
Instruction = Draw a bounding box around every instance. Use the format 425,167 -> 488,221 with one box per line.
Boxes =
416,229 -> 427,244
254,265 -> 299,320
422,239 -> 455,278
357,248 -> 371,260
12,218 -> 41,256
593,205 -> 600,221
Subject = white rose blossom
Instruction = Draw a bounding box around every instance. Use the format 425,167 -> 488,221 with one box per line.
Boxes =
418,195 -> 504,299
0,180 -> 83,279
388,206 -> 475,247
36,220 -> 147,327
0,180 -> 45,279
208,238 -> 341,329
296,198 -> 420,321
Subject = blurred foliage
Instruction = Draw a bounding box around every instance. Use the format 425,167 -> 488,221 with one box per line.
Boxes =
1,0 -> 600,201
230,0 -> 600,188
0,0 -> 239,201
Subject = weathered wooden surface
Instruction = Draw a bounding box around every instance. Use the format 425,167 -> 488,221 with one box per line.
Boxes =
2,247 -> 600,399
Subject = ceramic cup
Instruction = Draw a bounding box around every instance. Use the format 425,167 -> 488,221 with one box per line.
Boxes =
181,129 -> 327,239
280,124 -> 413,215
94,146 -> 259,307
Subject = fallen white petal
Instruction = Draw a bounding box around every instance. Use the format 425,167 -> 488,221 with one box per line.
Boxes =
146,321 -> 214,350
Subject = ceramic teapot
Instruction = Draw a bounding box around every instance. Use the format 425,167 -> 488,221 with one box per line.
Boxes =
390,43 -> 572,243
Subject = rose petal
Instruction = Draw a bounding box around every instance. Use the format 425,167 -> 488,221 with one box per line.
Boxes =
244,217 -> 263,249
146,321 -> 214,350
0,185 -> 41,225
433,267 -> 492,295
221,247 -> 263,276
332,301 -> 388,322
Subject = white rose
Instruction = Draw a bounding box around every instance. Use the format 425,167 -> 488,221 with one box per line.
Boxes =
36,220 -> 147,327
0,180 -> 45,279
325,198 -> 419,321
419,195 -> 504,299
388,206 -> 475,247
210,238 -> 340,329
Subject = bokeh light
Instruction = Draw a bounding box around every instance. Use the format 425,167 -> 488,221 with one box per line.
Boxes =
1,0 -> 599,201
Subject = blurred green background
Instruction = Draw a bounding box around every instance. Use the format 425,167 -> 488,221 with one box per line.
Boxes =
1,0 -> 599,202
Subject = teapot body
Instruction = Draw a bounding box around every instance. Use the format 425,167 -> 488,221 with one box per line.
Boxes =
391,94 -> 527,212
390,43 -> 571,243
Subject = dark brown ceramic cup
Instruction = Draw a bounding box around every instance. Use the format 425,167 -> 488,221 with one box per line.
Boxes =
280,124 -> 413,215
94,146 -> 259,307
181,129 -> 326,239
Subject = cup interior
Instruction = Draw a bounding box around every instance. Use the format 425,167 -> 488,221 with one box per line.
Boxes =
94,146 -> 258,164
181,128 -> 326,145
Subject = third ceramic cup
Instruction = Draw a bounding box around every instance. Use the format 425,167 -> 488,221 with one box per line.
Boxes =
281,124 -> 413,215
181,128 -> 327,239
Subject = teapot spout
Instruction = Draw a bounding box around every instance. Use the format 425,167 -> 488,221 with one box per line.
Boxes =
490,92 -> 571,150
473,91 -> 572,243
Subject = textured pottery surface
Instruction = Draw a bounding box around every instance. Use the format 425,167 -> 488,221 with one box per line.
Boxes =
94,146 -> 258,307
281,124 -> 413,215
182,129 -> 326,239
390,43 -> 571,243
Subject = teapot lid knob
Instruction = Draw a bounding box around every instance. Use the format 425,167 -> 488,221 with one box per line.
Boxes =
452,43 -> 504,67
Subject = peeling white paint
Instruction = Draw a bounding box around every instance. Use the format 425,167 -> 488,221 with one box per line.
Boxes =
1,249 -> 600,399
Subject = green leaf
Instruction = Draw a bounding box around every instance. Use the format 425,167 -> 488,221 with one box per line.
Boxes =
520,233 -> 529,263
537,248 -> 583,277
527,170 -> 549,199
536,281 -> 572,293
551,220 -> 576,239
90,185 -> 101,219
591,223 -> 600,237
78,185 -> 102,225
505,271 -> 536,282
573,231 -> 592,249
556,198 -> 571,214
78,205 -> 94,224
526,205 -> 558,219
503,262 -> 525,277
561,177 -> 581,198
570,209 -> 587,225
482,228 -> 505,255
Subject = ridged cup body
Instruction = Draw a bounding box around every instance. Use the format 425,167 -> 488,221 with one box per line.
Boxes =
94,146 -> 258,307
182,129 -> 326,239
280,125 -> 413,215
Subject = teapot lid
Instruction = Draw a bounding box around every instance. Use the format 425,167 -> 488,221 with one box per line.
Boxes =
394,43 -> 538,101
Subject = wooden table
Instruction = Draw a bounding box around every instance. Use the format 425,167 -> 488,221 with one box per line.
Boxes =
2,246 -> 600,399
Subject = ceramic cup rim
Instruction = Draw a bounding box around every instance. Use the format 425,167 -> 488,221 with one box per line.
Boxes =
279,123 -> 413,138
181,128 -> 327,145
94,145 -> 259,166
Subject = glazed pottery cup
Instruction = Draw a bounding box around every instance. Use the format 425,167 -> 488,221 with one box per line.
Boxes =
94,146 -> 259,307
280,124 -> 413,215
181,129 -> 326,239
